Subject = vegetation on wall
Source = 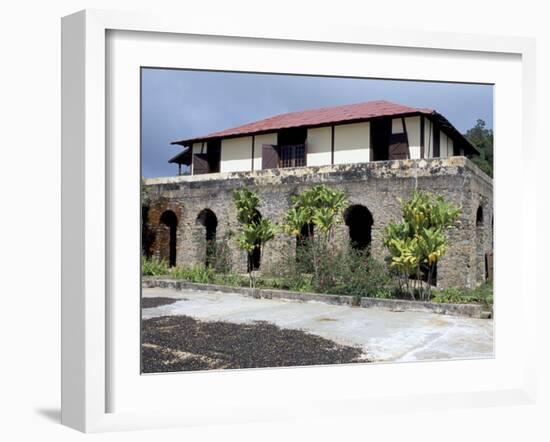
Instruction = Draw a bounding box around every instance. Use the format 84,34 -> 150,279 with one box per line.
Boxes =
464,119 -> 493,177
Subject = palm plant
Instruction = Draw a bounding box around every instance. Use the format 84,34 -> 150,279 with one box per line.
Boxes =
233,188 -> 277,288
282,185 -> 347,290
384,191 -> 461,300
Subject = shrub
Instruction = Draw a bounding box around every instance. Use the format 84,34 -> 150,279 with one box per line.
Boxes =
383,191 -> 461,301
469,283 -> 493,307
318,246 -> 391,300
141,256 -> 170,276
431,288 -> 472,304
265,240 -> 390,298
431,283 -> 493,306
213,273 -> 250,288
371,287 -> 394,299
276,272 -> 314,293
193,229 -> 233,274
261,239 -> 316,292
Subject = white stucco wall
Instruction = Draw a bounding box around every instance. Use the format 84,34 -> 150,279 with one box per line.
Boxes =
334,122 -> 370,164
423,118 -> 434,158
419,119 -> 457,159
439,131 -> 454,158
391,118 -> 404,134
220,136 -> 253,173
253,133 -> 277,170
192,142 -> 205,154
404,116 -> 421,159
306,126 -> 332,166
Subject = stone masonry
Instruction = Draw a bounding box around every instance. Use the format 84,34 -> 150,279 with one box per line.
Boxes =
142,157 -> 493,289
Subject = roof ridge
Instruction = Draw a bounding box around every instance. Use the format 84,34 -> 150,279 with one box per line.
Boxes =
265,99 -> 395,116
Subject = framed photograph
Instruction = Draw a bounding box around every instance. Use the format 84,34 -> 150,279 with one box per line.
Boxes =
61,9 -> 537,433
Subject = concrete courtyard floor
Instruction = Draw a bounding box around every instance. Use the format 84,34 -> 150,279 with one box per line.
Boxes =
142,287 -> 494,363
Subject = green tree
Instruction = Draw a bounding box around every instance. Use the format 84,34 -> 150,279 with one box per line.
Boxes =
233,188 -> 277,288
383,191 -> 461,300
464,119 -> 493,177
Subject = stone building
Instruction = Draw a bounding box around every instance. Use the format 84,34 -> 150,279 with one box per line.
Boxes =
143,100 -> 493,289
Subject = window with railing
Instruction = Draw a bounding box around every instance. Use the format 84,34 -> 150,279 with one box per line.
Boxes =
279,143 -> 306,168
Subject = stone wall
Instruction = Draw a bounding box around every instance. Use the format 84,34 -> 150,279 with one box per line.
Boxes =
143,157 -> 493,289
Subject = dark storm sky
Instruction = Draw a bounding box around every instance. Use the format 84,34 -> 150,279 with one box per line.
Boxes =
141,69 -> 493,178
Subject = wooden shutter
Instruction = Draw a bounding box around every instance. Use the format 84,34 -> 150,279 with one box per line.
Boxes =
262,144 -> 279,169
388,133 -> 410,160
207,140 -> 221,172
193,153 -> 210,175
453,143 -> 461,156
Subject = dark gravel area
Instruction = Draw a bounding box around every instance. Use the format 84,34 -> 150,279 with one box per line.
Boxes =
141,297 -> 179,309
141,315 -> 366,373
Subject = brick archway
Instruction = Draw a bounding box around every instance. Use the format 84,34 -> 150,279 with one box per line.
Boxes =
159,210 -> 178,266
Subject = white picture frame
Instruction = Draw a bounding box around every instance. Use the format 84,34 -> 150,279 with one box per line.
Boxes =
61,9 -> 537,433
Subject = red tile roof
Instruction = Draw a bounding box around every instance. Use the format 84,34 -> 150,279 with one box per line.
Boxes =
172,100 -> 434,146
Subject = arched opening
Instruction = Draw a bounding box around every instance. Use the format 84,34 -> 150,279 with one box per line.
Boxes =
159,210 -> 178,267
297,223 -> 314,247
197,209 -> 218,266
248,209 -> 262,271
476,205 -> 483,226
344,204 -> 374,251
